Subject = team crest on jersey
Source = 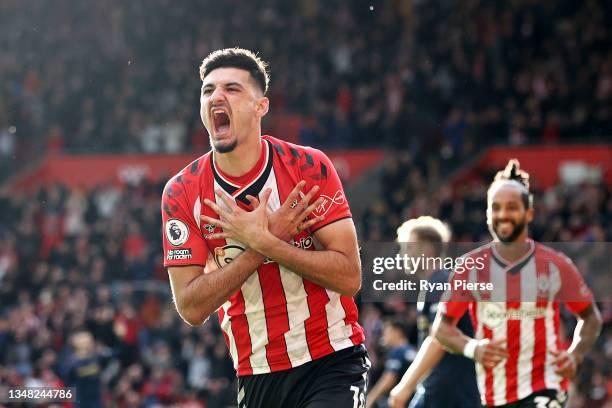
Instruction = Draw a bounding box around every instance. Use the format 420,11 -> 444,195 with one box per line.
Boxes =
165,219 -> 189,246
214,244 -> 274,268
313,190 -> 345,217
538,271 -> 561,298
537,275 -> 550,294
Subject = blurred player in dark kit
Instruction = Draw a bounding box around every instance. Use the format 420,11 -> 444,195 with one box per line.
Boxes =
388,216 -> 479,408
367,318 -> 416,407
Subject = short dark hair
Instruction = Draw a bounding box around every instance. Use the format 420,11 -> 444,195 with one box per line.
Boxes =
386,318 -> 409,339
199,47 -> 270,95
489,159 -> 533,209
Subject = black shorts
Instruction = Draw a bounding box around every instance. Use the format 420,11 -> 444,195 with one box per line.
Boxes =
237,344 -> 370,408
486,389 -> 567,408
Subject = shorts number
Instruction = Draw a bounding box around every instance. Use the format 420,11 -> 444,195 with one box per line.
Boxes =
534,396 -> 561,408
350,385 -> 365,408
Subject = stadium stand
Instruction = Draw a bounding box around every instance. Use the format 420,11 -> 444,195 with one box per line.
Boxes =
2,0 -> 611,179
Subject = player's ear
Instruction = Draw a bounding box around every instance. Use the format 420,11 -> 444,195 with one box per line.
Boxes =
256,96 -> 269,118
526,207 -> 534,223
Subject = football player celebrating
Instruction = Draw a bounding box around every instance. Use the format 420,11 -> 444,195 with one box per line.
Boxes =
161,48 -> 369,408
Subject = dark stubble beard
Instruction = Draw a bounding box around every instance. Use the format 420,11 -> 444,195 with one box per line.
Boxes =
490,216 -> 527,244
211,138 -> 237,154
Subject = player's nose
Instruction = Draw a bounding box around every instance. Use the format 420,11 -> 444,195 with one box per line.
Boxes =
210,87 -> 226,104
496,208 -> 511,220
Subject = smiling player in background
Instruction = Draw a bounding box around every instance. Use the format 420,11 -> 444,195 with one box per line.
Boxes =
432,160 -> 602,408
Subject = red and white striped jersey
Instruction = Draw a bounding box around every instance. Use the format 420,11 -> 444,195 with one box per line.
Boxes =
161,135 -> 364,376
439,240 -> 594,406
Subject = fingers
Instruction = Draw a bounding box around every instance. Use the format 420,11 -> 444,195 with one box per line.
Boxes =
483,344 -> 508,357
553,362 -> 569,375
490,346 -> 509,359
283,180 -> 307,208
489,338 -> 507,347
550,351 -> 571,369
481,357 -> 504,368
550,355 -> 562,366
487,347 -> 509,360
245,194 -> 260,209
299,216 -> 324,231
200,215 -> 227,229
487,339 -> 509,359
482,360 -> 500,369
203,197 -> 230,218
214,190 -> 238,213
257,188 -> 272,210
479,343 -> 508,368
301,196 -> 324,219
200,216 -> 233,240
554,358 -> 575,377
481,354 -> 504,368
298,184 -> 320,210
206,232 -> 232,240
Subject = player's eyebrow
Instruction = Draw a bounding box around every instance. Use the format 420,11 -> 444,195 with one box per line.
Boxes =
202,81 -> 244,90
223,82 -> 244,88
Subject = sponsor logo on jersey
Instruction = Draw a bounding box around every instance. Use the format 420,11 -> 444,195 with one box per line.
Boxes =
167,248 -> 192,260
214,244 -> 274,268
313,190 -> 345,217
481,302 -> 505,328
292,236 -> 313,250
165,219 -> 189,246
481,302 -> 547,328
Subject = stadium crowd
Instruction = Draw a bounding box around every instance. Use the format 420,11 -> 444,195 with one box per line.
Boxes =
2,0 -> 612,179
0,180 -> 235,407
0,167 -> 610,406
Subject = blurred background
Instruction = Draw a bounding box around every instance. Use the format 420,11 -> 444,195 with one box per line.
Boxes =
0,0 -> 610,407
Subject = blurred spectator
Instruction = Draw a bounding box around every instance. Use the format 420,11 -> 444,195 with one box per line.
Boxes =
62,331 -> 109,408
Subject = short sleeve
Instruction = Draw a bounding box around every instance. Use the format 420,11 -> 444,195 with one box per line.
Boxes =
558,255 -> 594,314
161,177 -> 209,267
438,268 -> 473,321
306,150 -> 352,232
